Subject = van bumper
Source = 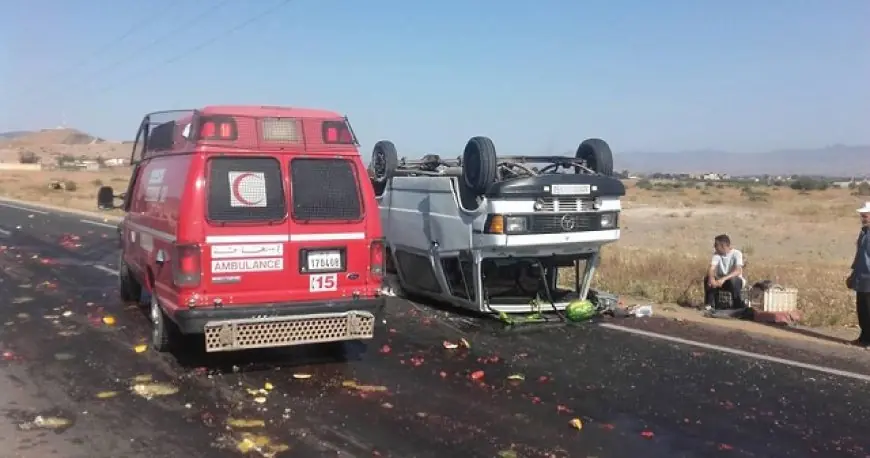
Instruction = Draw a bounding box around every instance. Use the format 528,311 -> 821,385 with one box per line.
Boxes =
171,297 -> 386,352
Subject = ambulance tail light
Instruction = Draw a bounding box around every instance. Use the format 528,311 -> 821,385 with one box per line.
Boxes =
198,116 -> 238,141
172,243 -> 202,288
369,238 -> 385,286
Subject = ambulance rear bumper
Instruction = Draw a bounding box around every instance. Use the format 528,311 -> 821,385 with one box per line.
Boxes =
171,297 -> 386,352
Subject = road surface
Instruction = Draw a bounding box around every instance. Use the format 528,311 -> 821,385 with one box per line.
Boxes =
0,199 -> 868,458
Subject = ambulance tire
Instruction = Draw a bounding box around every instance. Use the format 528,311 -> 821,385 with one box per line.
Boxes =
461,136 -> 497,196
326,340 -> 369,361
575,138 -> 614,177
119,256 -> 142,303
371,140 -> 399,182
150,292 -> 178,353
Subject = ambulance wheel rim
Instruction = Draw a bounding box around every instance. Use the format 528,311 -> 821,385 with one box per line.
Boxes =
150,294 -> 162,342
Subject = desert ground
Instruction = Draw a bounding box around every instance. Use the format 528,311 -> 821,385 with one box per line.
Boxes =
0,166 -> 862,328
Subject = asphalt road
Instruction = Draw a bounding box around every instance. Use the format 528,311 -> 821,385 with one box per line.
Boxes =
0,199 -> 869,458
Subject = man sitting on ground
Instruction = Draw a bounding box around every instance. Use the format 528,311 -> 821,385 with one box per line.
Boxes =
704,234 -> 745,309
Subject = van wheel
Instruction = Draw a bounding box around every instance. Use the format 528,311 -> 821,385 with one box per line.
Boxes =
461,136 -> 497,196
150,293 -> 177,353
575,138 -> 614,176
371,140 -> 399,182
119,256 -> 142,303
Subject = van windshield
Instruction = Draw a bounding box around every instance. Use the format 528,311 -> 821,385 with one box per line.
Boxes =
290,158 -> 362,221
207,156 -> 286,222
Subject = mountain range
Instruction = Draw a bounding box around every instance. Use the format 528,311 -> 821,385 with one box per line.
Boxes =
1,129 -> 866,176
614,144 -> 869,177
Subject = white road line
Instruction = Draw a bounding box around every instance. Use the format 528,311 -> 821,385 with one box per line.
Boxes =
0,203 -> 48,215
80,219 -> 117,229
93,265 -> 120,276
0,228 -> 10,236
599,323 -> 870,383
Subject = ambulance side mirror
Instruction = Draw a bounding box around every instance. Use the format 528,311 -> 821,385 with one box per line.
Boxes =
97,186 -> 120,210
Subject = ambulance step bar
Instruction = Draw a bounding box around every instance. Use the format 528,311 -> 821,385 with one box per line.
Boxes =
203,311 -> 376,352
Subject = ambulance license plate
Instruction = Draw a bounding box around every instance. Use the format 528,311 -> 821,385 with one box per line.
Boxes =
306,250 -> 342,272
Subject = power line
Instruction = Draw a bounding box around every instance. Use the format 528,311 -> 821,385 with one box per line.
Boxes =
48,4 -> 173,81
89,0 -> 293,97
46,0 -> 234,99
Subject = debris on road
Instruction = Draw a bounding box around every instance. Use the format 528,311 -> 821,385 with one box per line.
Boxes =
234,432 -> 289,457
131,380 -> 179,399
19,415 -> 72,431
227,418 -> 266,429
341,380 -> 388,393
569,418 -> 583,430
96,391 -> 119,399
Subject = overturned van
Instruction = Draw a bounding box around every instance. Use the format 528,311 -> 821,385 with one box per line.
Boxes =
369,136 -> 624,315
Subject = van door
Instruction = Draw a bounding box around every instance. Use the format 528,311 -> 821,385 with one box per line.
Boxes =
200,156 -> 294,306
287,157 -> 370,302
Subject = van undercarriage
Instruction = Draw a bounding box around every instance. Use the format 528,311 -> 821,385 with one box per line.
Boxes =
388,247 -> 602,314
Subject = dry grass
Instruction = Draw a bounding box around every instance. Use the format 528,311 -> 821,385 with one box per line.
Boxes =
0,168 -> 131,215
0,171 -> 864,327
593,180 -> 865,327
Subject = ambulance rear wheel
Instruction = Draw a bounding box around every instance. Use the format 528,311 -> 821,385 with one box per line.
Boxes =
575,138 -> 614,176
119,255 -> 142,303
461,136 -> 497,196
150,293 -> 177,353
371,140 -> 398,182
326,340 -> 369,361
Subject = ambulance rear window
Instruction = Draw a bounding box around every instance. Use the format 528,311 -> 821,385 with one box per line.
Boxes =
290,158 -> 362,221
207,157 -> 286,222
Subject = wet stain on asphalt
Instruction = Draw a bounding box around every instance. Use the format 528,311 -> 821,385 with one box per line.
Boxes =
0,208 -> 868,457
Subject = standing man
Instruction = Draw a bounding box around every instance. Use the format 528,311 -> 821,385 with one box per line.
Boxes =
847,202 -> 870,348
704,234 -> 745,309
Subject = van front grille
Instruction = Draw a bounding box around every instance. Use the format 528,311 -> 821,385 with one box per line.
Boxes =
537,198 -> 595,213
528,214 -> 599,233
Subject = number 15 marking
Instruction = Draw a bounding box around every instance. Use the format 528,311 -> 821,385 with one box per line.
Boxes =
309,274 -> 337,292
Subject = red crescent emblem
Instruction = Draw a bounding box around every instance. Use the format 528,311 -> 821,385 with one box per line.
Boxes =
231,172 -> 264,206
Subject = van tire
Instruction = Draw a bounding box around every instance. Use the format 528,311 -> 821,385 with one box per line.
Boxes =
119,255 -> 142,303
461,136 -> 497,196
371,140 -> 399,182
149,292 -> 177,353
575,138 -> 614,176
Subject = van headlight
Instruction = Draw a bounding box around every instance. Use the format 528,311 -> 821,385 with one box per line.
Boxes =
600,212 -> 618,229
504,216 -> 528,233
484,215 -> 528,234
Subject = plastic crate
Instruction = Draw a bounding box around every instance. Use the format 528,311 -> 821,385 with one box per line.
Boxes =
754,286 -> 798,313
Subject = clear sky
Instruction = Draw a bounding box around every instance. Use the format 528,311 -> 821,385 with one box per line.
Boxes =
1,0 -> 867,156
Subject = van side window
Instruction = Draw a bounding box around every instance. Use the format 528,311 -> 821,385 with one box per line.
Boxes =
290,158 -> 362,221
207,157 -> 286,222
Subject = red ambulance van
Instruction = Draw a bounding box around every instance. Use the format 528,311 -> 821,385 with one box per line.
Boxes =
97,105 -> 386,353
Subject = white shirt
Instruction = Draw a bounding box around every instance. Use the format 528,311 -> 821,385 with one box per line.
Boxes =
711,249 -> 744,281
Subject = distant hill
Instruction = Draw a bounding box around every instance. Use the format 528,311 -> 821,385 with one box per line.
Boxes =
0,127 -> 127,164
0,131 -> 33,140
616,145 -> 870,177
0,128 -> 104,147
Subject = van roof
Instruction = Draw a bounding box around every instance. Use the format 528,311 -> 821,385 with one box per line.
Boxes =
199,105 -> 344,119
